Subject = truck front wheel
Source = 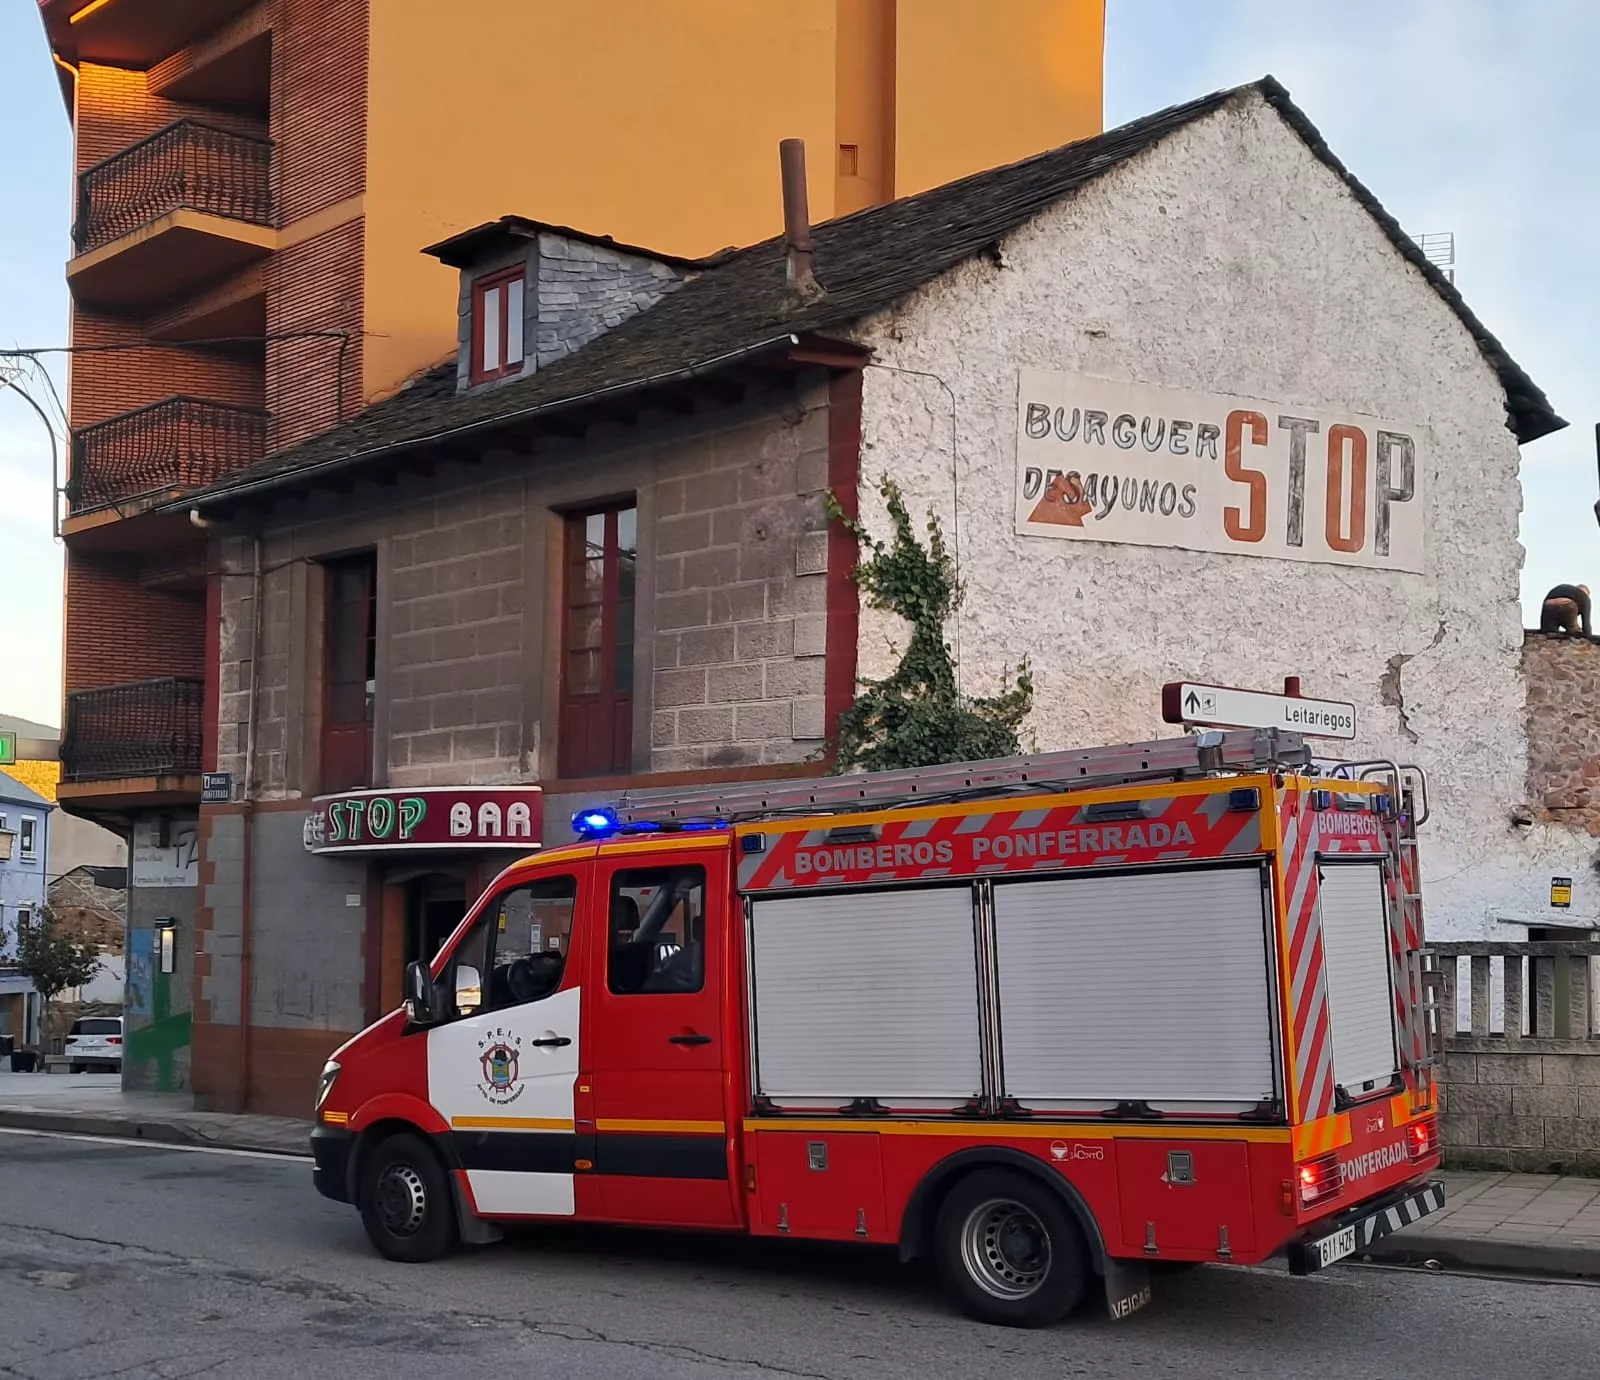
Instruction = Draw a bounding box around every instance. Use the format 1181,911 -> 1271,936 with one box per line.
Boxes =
357,1131 -> 457,1263
934,1168 -> 1091,1327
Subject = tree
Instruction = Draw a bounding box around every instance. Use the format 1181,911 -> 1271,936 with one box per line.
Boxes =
826,475 -> 1033,772
14,907 -> 103,1048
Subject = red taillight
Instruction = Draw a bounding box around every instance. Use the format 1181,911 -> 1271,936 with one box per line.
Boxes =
1409,1119 -> 1437,1160
1298,1151 -> 1344,1209
107,1037 -> 122,1045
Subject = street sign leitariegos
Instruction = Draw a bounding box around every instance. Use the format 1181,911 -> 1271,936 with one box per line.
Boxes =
1162,681 -> 1357,741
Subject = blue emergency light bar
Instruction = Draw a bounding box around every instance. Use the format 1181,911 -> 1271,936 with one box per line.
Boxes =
570,807 -> 728,841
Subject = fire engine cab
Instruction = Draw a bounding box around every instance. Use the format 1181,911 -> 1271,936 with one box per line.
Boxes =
310,729 -> 1445,1328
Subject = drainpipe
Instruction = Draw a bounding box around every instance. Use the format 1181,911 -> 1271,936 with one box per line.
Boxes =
237,533 -> 263,1112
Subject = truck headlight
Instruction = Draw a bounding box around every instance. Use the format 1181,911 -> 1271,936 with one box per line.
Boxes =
315,1060 -> 341,1113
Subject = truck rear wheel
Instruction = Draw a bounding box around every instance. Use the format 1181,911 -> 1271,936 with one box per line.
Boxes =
934,1169 -> 1090,1328
357,1131 -> 457,1264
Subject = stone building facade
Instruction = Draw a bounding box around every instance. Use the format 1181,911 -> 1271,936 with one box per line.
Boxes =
189,210 -> 858,1108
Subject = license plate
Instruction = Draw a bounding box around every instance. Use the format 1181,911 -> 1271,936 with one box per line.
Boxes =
1314,1225 -> 1357,1269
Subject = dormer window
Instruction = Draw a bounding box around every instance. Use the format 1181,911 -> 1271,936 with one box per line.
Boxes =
471,266 -> 525,384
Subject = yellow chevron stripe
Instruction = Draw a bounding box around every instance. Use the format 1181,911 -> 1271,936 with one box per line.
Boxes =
1291,1114 -> 1351,1159
450,1116 -> 574,1131
595,1118 -> 726,1135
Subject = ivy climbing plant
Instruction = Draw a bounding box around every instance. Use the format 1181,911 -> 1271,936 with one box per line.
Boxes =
826,475 -> 1033,773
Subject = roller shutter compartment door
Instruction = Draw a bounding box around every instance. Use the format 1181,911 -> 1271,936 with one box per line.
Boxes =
748,887 -> 983,1107
993,867 -> 1277,1111
1316,862 -> 1399,1094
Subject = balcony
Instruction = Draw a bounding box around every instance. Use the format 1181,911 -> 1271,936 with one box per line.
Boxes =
42,1 -> 262,70
61,678 -> 204,786
69,396 -> 268,520
69,120 -> 276,306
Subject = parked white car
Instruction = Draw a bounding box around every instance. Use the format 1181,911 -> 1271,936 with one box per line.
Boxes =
65,1016 -> 122,1072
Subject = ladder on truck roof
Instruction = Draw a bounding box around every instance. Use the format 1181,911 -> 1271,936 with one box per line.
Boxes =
601,727 -> 1314,827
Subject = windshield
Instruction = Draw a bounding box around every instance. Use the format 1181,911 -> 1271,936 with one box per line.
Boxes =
71,1019 -> 120,1036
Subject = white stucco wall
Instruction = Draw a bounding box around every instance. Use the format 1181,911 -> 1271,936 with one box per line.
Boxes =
851,88 -> 1543,941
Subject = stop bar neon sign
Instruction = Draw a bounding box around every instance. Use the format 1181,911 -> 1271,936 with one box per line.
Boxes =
1162,680 -> 1357,740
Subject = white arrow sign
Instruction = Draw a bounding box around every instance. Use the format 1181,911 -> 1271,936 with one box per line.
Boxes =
1165,682 -> 1357,740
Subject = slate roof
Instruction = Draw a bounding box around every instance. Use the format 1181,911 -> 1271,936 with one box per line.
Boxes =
183,76 -> 1563,512
0,770 -> 53,811
422,215 -> 716,271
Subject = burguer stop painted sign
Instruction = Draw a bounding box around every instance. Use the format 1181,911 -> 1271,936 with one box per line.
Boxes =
1015,368 -> 1425,572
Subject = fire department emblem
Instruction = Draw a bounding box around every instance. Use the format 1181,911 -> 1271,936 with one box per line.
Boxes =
476,1029 -> 525,1105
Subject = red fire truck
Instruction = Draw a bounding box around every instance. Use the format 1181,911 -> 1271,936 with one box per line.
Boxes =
310,729 -> 1445,1327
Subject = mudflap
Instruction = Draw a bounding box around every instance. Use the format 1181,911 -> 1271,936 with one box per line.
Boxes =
452,1177 -> 505,1246
1103,1257 -> 1153,1321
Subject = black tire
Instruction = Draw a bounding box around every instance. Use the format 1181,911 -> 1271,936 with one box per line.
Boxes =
933,1169 -> 1091,1328
356,1131 -> 458,1263
70,1064 -> 83,1074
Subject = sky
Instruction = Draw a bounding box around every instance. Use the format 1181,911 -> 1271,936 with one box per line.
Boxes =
0,0 -> 1595,728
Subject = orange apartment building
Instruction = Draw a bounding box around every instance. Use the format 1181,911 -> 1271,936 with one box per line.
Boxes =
34,0 -> 1104,1096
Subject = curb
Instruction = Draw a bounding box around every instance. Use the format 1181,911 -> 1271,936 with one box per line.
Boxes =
1360,1230 -> 1600,1281
0,1107 -> 310,1158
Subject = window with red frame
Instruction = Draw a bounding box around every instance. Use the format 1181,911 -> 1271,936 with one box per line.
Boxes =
560,504 -> 637,777
470,266 -> 526,384
322,552 -> 377,792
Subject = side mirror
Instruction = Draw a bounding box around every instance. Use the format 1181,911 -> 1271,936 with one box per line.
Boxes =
404,960 -> 437,1026
454,963 -> 482,1017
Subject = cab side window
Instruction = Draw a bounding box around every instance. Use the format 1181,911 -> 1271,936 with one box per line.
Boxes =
608,866 -> 706,995
486,876 -> 579,1011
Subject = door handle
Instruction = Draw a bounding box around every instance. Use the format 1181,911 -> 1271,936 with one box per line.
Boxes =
669,1033 -> 713,1046
530,1036 -> 572,1048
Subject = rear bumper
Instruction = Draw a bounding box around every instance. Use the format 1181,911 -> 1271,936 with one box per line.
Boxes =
310,1124 -> 354,1204
1287,1179 -> 1446,1275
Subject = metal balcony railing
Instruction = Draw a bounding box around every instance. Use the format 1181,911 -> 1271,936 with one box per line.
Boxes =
74,119 -> 274,254
62,678 -> 204,783
70,397 -> 269,512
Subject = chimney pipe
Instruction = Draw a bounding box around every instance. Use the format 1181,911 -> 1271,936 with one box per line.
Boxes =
779,138 -> 816,294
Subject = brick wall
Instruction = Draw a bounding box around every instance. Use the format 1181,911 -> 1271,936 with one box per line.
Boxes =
61,2 -> 371,779
272,0 -> 368,225
1441,1044 -> 1600,1175
70,310 -> 266,434
75,62 -> 267,175
64,553 -> 206,693
212,379 -> 836,797
265,217 -> 365,449
1524,632 -> 1600,832
260,0 -> 368,448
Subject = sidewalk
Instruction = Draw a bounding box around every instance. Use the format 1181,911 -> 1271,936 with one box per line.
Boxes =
1362,1169 -> 1600,1278
0,1071 -> 308,1156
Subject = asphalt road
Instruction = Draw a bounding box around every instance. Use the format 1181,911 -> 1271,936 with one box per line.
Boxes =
1,1130 -> 1597,1380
